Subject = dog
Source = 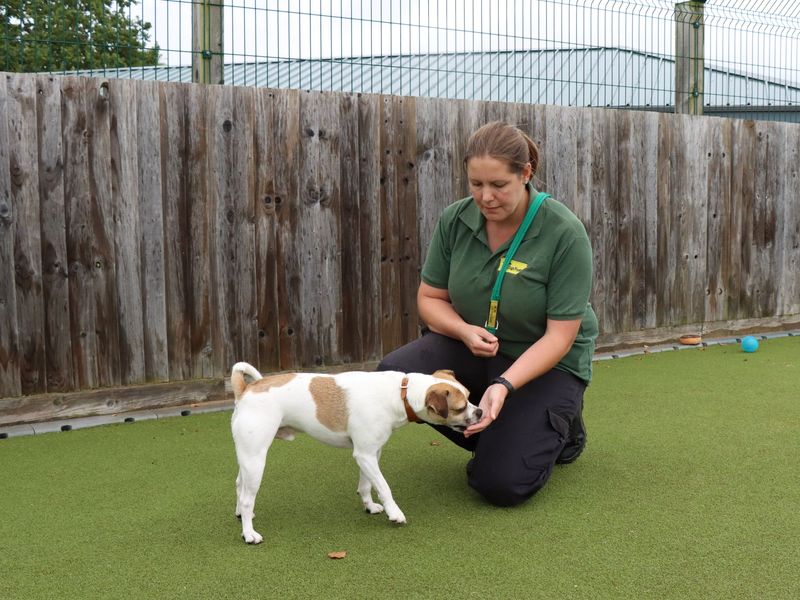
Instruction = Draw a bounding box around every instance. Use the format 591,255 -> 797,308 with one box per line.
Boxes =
229,362 -> 482,544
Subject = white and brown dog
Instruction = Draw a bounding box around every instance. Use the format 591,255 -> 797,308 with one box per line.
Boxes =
230,362 -> 482,544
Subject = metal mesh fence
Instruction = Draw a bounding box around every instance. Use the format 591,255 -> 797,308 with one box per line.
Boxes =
2,1 -> 799,120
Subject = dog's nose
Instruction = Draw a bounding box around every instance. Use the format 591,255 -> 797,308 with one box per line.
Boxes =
475,408 -> 483,419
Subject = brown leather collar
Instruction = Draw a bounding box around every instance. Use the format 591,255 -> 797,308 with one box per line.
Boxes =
400,376 -> 420,423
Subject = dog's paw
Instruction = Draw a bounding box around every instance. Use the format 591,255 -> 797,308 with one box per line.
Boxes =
387,510 -> 407,525
242,531 -> 263,544
363,501 -> 384,515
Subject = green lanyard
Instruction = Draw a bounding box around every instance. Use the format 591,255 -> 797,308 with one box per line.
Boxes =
484,191 -> 550,334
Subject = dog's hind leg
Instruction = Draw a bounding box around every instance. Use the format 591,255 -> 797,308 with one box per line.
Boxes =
233,423 -> 279,544
353,449 -> 406,524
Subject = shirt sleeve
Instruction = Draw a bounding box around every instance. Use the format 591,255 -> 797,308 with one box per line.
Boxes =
546,223 -> 594,320
420,216 -> 451,290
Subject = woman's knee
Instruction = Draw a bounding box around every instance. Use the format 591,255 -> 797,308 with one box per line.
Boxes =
468,460 -> 552,507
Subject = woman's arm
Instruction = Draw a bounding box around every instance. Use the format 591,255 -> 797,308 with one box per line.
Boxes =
501,318 -> 581,389
464,317 -> 581,437
417,282 -> 499,357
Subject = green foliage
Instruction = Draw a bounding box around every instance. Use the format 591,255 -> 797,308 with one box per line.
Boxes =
0,0 -> 159,72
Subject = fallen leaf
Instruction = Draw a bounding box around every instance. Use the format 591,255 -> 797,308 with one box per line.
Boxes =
430,441 -> 440,446
327,551 -> 347,559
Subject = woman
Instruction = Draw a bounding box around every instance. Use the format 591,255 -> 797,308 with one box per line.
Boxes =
378,121 -> 598,507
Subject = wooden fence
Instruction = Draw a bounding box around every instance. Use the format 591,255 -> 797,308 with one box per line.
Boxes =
1,72 -> 799,408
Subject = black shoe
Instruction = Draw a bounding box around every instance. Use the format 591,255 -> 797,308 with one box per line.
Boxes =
556,411 -> 586,465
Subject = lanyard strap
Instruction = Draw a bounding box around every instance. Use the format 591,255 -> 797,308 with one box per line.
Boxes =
485,191 -> 550,334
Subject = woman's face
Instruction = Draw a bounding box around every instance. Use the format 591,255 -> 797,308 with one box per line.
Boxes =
466,155 -> 532,225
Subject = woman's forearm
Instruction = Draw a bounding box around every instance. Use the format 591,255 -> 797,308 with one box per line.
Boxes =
417,293 -> 468,340
501,319 -> 581,389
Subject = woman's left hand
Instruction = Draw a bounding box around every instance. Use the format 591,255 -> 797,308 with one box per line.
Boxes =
463,384 -> 507,438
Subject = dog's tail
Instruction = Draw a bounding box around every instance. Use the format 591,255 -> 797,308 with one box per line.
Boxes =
231,362 -> 263,401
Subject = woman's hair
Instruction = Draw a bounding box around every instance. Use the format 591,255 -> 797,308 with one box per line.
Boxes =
464,121 -> 539,176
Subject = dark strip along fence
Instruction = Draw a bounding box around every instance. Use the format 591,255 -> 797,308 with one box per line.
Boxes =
0,73 -> 798,421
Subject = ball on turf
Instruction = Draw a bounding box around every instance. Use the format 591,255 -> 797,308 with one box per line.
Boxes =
741,335 -> 759,353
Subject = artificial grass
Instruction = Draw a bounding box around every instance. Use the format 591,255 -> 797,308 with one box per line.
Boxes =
1,337 -> 798,599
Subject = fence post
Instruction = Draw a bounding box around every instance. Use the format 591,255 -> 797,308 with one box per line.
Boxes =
192,0 -> 224,85
674,1 -> 705,115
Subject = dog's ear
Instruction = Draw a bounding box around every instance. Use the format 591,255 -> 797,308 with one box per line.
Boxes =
425,387 -> 450,418
432,369 -> 457,382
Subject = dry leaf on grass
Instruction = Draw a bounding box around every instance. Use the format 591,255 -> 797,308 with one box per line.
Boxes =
430,441 -> 440,446
327,551 -> 347,559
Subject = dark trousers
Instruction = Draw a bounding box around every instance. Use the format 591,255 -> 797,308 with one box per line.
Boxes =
378,332 -> 586,507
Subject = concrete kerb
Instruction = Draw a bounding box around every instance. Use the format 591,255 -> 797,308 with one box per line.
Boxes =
2,330 -> 797,440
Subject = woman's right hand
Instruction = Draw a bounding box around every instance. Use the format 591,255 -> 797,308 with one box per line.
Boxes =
460,324 -> 499,357
417,283 -> 499,356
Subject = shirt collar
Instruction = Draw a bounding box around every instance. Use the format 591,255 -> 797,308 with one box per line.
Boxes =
459,185 -> 546,248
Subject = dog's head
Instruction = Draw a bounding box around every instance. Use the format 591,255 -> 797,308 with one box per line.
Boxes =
422,370 -> 483,432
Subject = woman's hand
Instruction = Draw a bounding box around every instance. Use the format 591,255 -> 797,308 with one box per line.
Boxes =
463,383 -> 507,437
459,325 -> 499,357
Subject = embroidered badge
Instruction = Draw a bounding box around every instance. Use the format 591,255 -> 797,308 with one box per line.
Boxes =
497,256 -> 528,275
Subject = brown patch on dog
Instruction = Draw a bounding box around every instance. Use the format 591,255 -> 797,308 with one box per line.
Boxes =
309,376 -> 348,432
432,369 -> 458,382
249,373 -> 296,393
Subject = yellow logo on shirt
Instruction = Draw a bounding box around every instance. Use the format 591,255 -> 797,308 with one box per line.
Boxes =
498,256 -> 528,275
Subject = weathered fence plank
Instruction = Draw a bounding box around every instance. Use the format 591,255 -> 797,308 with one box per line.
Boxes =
780,125 -> 800,316
0,74 -> 21,397
7,74 -> 46,394
394,96 -> 419,344
84,77 -> 121,389
4,75 -> 46,394
590,108 -> 620,335
207,84 -> 257,372
272,88 -> 301,369
356,93 -> 382,362
108,78 -> 146,386
36,76 -> 72,392
61,76 -> 99,389
295,89 -> 343,366
415,96 -> 451,264
160,82 -> 193,381
379,95 -> 403,352
252,87 -> 280,373
705,118 -> 733,322
184,83 -> 214,379
731,119 -> 757,321
137,80 -> 169,382
453,99 -> 484,199
615,109 -> 635,333
753,120 -> 783,318
629,110 -> 658,331
338,92 -> 365,363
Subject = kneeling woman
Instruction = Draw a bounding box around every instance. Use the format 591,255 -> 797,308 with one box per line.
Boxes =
378,121 -> 598,507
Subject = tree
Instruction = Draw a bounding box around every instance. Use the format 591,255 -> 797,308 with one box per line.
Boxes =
0,0 -> 160,73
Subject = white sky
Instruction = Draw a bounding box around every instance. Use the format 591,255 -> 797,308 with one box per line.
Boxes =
138,1 -> 799,84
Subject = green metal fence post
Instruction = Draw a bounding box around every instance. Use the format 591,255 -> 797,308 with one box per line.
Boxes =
192,0 -> 224,84
674,0 -> 706,115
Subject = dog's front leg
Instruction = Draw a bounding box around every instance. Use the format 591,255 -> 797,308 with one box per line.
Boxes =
357,469 -> 384,514
352,450 -> 406,524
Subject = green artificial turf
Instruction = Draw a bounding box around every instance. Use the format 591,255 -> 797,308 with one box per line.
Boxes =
1,337 -> 798,599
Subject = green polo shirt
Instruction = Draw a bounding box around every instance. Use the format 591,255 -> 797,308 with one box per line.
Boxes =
421,188 -> 598,383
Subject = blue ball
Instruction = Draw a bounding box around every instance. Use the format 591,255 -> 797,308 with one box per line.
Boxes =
741,336 -> 759,353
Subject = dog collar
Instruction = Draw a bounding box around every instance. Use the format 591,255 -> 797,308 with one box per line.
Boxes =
400,376 -> 420,423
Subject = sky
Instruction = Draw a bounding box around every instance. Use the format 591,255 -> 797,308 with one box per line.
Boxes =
137,1 -> 799,84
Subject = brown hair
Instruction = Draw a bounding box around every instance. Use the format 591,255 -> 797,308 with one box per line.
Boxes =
464,121 -> 539,177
